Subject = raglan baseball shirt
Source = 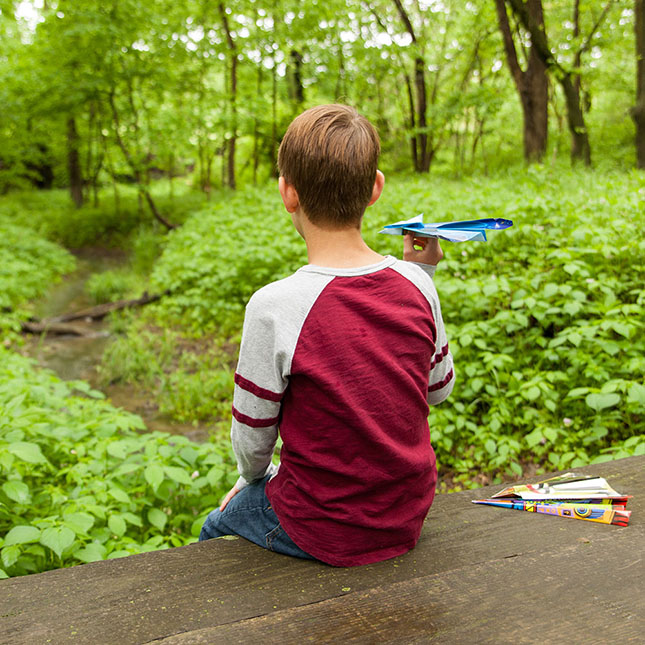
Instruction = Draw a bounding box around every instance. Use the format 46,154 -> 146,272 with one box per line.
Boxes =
231,255 -> 455,567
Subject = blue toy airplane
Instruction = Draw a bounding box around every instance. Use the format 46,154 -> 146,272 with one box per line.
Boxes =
379,215 -> 513,242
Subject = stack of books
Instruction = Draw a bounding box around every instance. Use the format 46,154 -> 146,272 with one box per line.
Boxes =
472,473 -> 631,526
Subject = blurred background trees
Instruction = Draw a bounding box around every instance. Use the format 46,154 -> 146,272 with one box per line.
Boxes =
0,0 -> 640,203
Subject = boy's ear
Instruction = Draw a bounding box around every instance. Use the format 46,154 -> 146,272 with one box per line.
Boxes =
279,176 -> 300,213
367,170 -> 385,207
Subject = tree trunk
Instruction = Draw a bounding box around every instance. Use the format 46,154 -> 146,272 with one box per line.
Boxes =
289,50 -> 305,105
495,0 -> 548,162
391,0 -> 430,172
108,91 -> 176,229
219,2 -> 237,189
633,0 -> 645,168
414,55 -> 430,172
67,116 -> 83,207
505,0 -> 593,166
561,74 -> 591,165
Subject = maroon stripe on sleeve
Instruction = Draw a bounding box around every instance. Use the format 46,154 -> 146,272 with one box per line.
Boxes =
430,343 -> 450,369
232,405 -> 280,428
235,372 -> 284,402
428,369 -> 454,392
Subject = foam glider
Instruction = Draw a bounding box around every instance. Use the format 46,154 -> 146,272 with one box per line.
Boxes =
379,215 -> 513,243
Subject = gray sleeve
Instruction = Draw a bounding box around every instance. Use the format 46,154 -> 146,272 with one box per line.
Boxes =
230,293 -> 284,489
230,272 -> 332,489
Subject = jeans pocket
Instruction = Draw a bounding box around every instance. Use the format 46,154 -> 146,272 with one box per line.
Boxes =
265,523 -> 284,552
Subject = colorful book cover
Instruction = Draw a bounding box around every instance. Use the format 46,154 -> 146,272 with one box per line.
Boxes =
471,498 -> 631,526
473,473 -> 632,526
490,473 -> 627,501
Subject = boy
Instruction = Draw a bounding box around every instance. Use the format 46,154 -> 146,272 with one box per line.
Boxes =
200,104 -> 454,566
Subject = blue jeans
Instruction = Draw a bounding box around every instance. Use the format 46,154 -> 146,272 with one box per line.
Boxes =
199,475 -> 315,561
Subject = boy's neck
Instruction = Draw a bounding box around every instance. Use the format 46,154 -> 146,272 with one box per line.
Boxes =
301,219 -> 384,269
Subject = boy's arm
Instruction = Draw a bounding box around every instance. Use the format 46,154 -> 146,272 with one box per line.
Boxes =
229,293 -> 288,491
401,235 -> 455,405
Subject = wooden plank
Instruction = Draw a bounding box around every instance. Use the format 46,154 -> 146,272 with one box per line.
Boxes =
155,530 -> 645,644
0,456 -> 642,644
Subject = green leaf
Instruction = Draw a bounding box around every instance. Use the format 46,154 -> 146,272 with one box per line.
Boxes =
107,441 -> 129,459
164,466 -> 192,485
40,526 -> 76,558
75,543 -> 107,563
8,441 -> 47,464
0,568 -> 9,579
1,545 -> 21,569
4,525 -> 41,546
63,512 -> 95,534
108,515 -> 127,537
107,550 -> 131,560
585,393 -> 620,412
627,383 -> 645,407
145,463 -> 164,490
2,480 -> 31,504
207,466 -> 225,487
524,386 -> 541,401
122,512 -> 143,527
148,508 -> 168,531
108,487 -> 131,504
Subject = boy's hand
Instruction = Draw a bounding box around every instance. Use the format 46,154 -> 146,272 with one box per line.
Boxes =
403,233 -> 444,266
219,486 -> 240,511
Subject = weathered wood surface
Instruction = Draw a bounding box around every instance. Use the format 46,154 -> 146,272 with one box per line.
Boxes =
1,456 -> 643,644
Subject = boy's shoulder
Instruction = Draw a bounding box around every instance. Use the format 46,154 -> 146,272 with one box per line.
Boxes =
247,258 -> 438,316
245,267 -> 333,317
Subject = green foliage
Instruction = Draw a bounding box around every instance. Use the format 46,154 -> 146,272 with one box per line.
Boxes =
367,166 -> 645,483
98,325 -> 175,388
144,167 -> 645,485
159,361 -> 233,424
0,220 -> 75,339
0,349 -> 235,578
151,187 -> 307,334
99,323 -> 234,424
85,269 -> 143,305
0,182 -> 204,249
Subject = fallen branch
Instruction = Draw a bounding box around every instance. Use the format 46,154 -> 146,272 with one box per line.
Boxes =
49,290 -> 168,323
19,290 -> 169,337
21,321 -> 99,337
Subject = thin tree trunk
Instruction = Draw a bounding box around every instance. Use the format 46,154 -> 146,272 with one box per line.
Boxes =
561,74 -> 591,165
67,116 -> 83,208
633,0 -> 645,168
391,0 -> 429,172
219,2 -> 237,189
108,91 -> 175,228
289,50 -> 305,106
495,0 -> 548,162
253,62 -> 262,185
367,4 -> 418,169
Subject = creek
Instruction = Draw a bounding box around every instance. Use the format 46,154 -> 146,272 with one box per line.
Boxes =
22,249 -> 210,443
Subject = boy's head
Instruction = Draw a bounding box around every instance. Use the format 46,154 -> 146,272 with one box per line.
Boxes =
278,104 -> 381,229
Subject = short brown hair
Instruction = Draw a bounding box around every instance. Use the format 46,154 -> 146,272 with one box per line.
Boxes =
278,104 -> 380,228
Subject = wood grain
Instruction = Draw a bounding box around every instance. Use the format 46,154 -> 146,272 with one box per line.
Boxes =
1,456 -> 643,644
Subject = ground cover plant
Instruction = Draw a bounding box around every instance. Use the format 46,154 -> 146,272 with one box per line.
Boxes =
145,166 -> 645,484
0,220 -> 75,341
0,349 -> 235,578
1,166 -> 644,578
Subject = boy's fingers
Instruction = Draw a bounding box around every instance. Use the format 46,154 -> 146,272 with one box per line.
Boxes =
403,233 -> 415,254
219,486 -> 239,511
